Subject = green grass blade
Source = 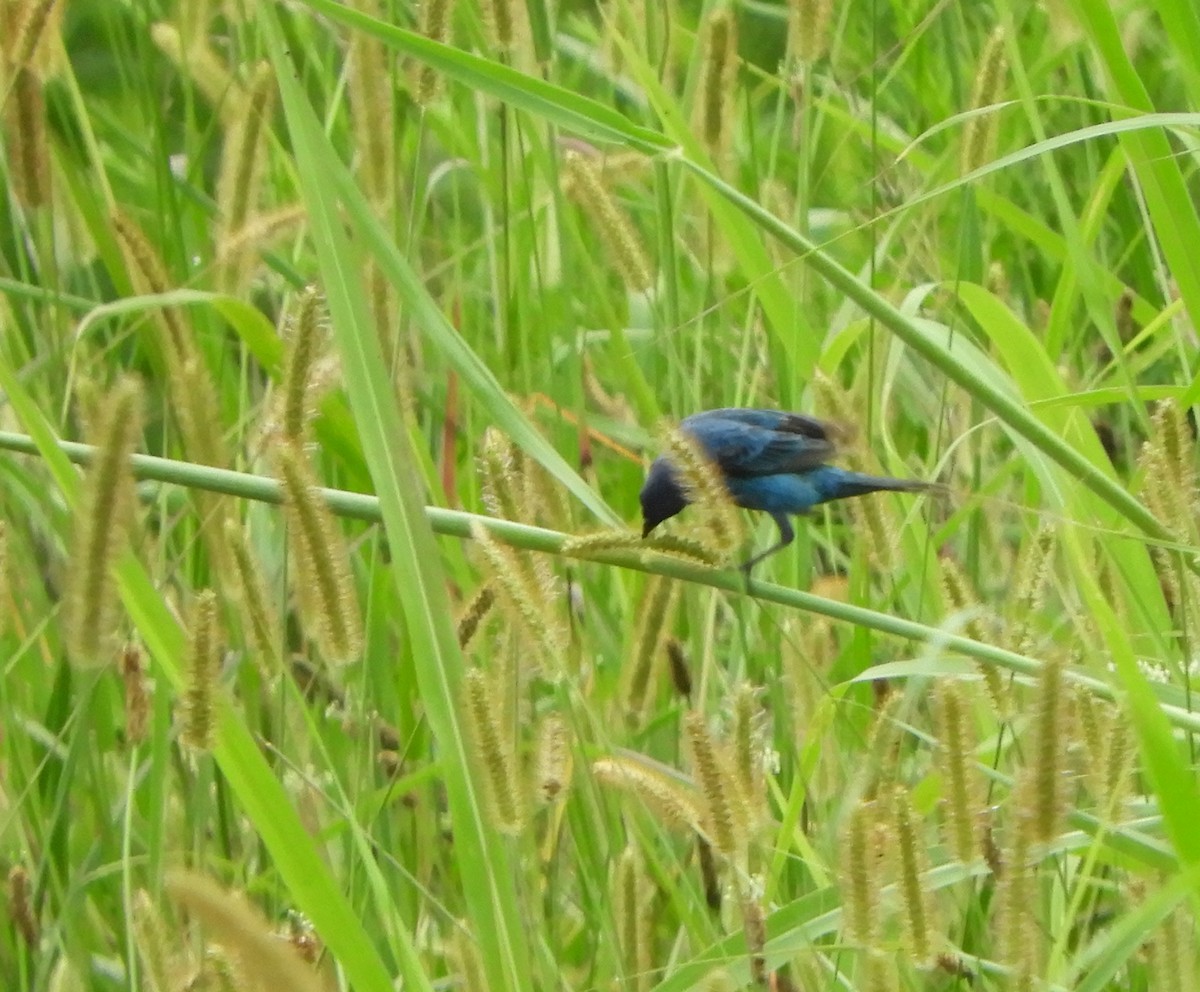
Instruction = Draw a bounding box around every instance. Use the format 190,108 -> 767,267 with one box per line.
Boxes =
261,9 -> 533,990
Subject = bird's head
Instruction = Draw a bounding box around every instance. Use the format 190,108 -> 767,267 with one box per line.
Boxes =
639,457 -> 689,538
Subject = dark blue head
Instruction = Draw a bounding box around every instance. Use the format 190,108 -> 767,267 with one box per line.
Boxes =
639,457 -> 689,537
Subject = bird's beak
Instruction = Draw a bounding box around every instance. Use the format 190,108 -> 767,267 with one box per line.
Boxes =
642,519 -> 655,539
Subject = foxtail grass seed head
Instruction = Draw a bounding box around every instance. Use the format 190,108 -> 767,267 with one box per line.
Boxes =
640,533 -> 725,567
412,0 -> 455,105
934,681 -> 978,864
4,67 -> 50,209
622,577 -> 679,720
730,683 -> 767,827
121,643 -> 150,746
1073,684 -> 1124,811
855,479 -> 899,571
456,582 -> 496,651
860,692 -> 904,799
279,286 -> 327,444
463,667 -> 526,834
535,713 -> 572,802
66,377 -> 142,667
1142,400 -> 1198,533
592,756 -> 704,835
149,24 -> 241,124
173,356 -> 227,475
171,374 -> 234,582
479,426 -> 525,523
1101,715 -> 1134,818
132,890 -> 172,992
561,529 -> 644,559
839,799 -> 880,946
685,711 -> 746,862
960,27 -> 1007,175
562,149 -> 654,294
666,638 -> 692,700
940,556 -> 1007,714
181,590 -> 220,752
582,353 -> 634,422
519,441 -> 573,534
226,59 -> 274,193
1027,653 -> 1067,844
216,202 -> 307,265
479,424 -> 570,534
448,923 -> 488,992
891,786 -> 936,965
8,865 -> 37,947
1149,903 -> 1197,992
223,519 -> 281,675
1008,524 -> 1055,654
995,819 -> 1037,978
613,846 -> 653,992
696,8 -> 738,158
363,259 -> 401,384
216,60 -> 275,292
788,0 -> 832,65
110,210 -> 203,396
469,520 -> 565,677
662,425 -> 743,561
165,870 -> 324,992
111,210 -> 172,298
347,3 -> 394,207
811,372 -> 860,451
6,0 -> 60,73
277,444 -> 364,665
480,0 -> 515,51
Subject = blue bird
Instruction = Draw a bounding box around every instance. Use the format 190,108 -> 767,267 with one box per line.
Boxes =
639,408 -> 935,571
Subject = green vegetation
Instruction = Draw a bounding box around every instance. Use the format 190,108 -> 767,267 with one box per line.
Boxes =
2,0 -> 1200,988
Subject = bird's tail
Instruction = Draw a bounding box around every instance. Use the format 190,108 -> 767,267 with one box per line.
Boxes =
823,469 -> 942,501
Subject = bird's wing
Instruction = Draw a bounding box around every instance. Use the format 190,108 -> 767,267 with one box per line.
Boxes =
681,408 -> 839,476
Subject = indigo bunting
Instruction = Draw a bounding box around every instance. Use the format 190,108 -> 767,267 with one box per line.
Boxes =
639,408 -> 934,570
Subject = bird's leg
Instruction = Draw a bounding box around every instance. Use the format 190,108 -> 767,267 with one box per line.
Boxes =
739,513 -> 795,575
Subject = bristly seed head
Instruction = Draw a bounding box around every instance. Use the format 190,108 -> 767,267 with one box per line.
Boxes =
839,799 -> 880,947
891,785 -> 936,965
413,0 -> 456,105
277,443 -> 364,665
960,27 -> 1008,175
5,67 -> 51,209
279,286 -> 328,445
223,519 -> 282,675
66,377 -> 142,667
592,756 -> 704,835
534,713 -> 572,803
469,520 -> 565,678
661,424 -> 743,561
456,582 -> 496,651
1026,653 -> 1068,844
562,149 -> 654,294
696,8 -> 738,159
940,555 -> 1008,715
933,681 -> 979,865
181,590 -> 220,752
463,667 -> 526,834
684,711 -> 747,865
622,577 -> 679,722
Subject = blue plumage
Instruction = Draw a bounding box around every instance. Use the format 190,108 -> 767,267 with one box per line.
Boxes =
640,408 -> 933,570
